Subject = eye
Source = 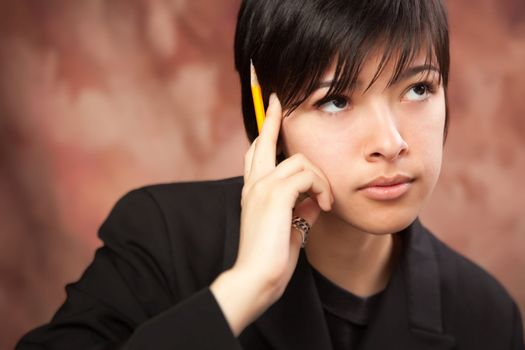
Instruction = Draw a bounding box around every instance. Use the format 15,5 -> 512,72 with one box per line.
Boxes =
316,96 -> 350,114
403,83 -> 434,102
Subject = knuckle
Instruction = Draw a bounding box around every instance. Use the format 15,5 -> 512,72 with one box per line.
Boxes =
241,185 -> 249,202
277,155 -> 293,169
303,169 -> 315,181
250,181 -> 267,198
292,153 -> 306,163
241,182 -> 258,205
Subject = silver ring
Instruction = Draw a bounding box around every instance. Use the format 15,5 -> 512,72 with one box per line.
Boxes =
292,216 -> 311,248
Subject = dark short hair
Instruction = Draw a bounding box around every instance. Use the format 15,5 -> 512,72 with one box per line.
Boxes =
234,0 -> 450,143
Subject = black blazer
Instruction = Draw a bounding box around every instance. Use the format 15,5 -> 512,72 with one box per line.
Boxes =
16,177 -> 524,349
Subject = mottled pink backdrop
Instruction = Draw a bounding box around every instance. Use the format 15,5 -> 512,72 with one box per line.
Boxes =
0,0 -> 524,348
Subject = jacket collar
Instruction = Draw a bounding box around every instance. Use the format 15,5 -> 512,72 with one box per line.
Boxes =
222,180 -> 455,349
359,219 -> 456,349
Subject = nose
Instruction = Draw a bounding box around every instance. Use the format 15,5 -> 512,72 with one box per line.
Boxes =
363,105 -> 408,162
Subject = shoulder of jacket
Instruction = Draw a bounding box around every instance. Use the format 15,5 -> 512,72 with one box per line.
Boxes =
118,176 -> 244,237
140,176 -> 243,203
105,176 -> 242,221
101,176 -> 244,287
425,229 -> 517,319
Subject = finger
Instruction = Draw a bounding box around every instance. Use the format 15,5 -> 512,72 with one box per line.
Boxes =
294,197 -> 322,224
271,153 -> 334,203
250,93 -> 282,179
279,169 -> 333,212
243,137 -> 258,181
269,155 -> 333,210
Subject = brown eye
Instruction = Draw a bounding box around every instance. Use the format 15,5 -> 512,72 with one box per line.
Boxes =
413,84 -> 428,96
318,96 -> 349,113
332,97 -> 347,108
404,83 -> 433,101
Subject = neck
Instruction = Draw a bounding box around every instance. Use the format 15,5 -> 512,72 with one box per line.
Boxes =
304,212 -> 397,297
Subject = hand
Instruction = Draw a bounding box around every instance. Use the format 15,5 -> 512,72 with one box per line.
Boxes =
211,93 -> 333,336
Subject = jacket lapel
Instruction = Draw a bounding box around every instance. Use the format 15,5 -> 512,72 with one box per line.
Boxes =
253,250 -> 333,350
360,220 -> 456,350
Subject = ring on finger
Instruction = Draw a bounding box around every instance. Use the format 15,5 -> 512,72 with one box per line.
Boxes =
292,216 -> 311,248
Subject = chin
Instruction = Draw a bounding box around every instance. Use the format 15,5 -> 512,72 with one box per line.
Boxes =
361,216 -> 416,235
337,205 -> 420,236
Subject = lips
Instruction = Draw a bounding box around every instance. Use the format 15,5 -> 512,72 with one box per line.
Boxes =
358,175 -> 415,201
359,175 -> 414,189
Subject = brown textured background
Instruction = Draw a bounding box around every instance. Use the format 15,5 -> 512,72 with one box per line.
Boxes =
0,0 -> 523,348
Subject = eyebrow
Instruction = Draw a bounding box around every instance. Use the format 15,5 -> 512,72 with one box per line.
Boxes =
394,64 -> 440,83
315,64 -> 440,90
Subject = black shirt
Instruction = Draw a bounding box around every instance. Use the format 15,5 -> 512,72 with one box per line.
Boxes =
312,267 -> 384,350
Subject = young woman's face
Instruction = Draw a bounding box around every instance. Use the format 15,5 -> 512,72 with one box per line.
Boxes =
280,52 -> 446,235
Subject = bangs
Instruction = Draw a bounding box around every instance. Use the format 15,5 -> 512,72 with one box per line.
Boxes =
321,0 -> 449,105
235,0 -> 450,141
253,0 -> 447,109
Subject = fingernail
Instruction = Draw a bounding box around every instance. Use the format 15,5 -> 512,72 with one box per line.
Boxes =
269,93 -> 277,105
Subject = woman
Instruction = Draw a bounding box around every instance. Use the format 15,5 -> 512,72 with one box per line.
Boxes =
16,0 -> 524,349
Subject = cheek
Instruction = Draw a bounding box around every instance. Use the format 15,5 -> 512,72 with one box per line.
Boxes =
405,104 -> 446,186
281,123 -> 361,202
281,117 -> 357,168
281,107 -> 362,159
281,113 -> 320,156
424,136 -> 444,189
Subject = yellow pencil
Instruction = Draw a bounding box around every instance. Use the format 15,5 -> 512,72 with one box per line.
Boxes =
250,60 -> 266,133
